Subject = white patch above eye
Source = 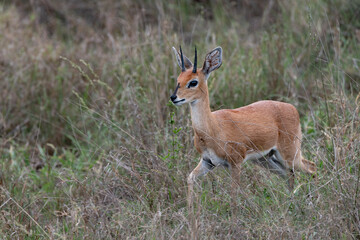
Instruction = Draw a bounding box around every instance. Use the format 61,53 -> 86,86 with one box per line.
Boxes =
187,79 -> 199,88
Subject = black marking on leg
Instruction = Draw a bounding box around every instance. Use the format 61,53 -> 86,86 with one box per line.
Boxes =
268,149 -> 276,157
203,158 -> 215,170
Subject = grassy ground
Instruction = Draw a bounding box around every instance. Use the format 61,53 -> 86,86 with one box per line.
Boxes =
0,0 -> 360,239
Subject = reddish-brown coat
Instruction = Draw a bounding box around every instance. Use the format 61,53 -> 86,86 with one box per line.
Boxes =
176,68 -> 315,173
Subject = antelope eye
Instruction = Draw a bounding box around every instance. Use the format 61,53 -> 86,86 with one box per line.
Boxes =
188,80 -> 198,88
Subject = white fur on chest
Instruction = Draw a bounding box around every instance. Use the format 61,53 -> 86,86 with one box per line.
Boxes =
190,103 -> 204,129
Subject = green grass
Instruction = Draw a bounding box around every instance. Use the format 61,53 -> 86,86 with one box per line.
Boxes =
0,0 -> 360,239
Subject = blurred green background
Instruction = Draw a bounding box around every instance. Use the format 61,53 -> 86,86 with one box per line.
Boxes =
0,0 -> 359,239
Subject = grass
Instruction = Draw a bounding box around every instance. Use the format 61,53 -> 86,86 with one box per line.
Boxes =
0,0 -> 360,239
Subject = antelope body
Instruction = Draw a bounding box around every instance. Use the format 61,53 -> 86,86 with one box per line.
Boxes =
170,46 -> 316,194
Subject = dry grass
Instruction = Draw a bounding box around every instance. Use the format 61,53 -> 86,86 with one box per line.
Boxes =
0,0 -> 360,239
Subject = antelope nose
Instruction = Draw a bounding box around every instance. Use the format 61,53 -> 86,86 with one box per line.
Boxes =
170,95 -> 177,102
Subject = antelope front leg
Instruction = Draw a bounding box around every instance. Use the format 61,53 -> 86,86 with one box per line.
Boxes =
187,158 -> 213,207
187,158 -> 212,240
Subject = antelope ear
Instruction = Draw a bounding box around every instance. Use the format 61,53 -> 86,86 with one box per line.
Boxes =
202,47 -> 222,76
172,47 -> 193,70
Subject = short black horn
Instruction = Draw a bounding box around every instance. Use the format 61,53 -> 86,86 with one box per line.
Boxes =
192,46 -> 197,73
180,45 -> 185,72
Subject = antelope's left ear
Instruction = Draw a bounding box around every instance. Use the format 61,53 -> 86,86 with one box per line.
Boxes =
202,47 -> 222,76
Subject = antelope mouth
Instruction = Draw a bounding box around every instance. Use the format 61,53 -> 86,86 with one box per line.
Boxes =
173,99 -> 185,105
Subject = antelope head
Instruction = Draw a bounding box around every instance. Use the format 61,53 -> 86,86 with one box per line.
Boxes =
170,46 -> 222,106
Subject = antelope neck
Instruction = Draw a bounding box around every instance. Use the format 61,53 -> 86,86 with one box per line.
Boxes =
189,92 -> 217,134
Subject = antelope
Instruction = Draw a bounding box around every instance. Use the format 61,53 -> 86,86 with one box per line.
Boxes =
170,46 -> 316,202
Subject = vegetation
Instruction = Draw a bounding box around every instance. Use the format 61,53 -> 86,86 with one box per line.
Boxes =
0,0 -> 359,238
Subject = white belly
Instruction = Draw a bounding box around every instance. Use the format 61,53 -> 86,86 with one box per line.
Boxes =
202,149 -> 228,167
243,148 -> 274,162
